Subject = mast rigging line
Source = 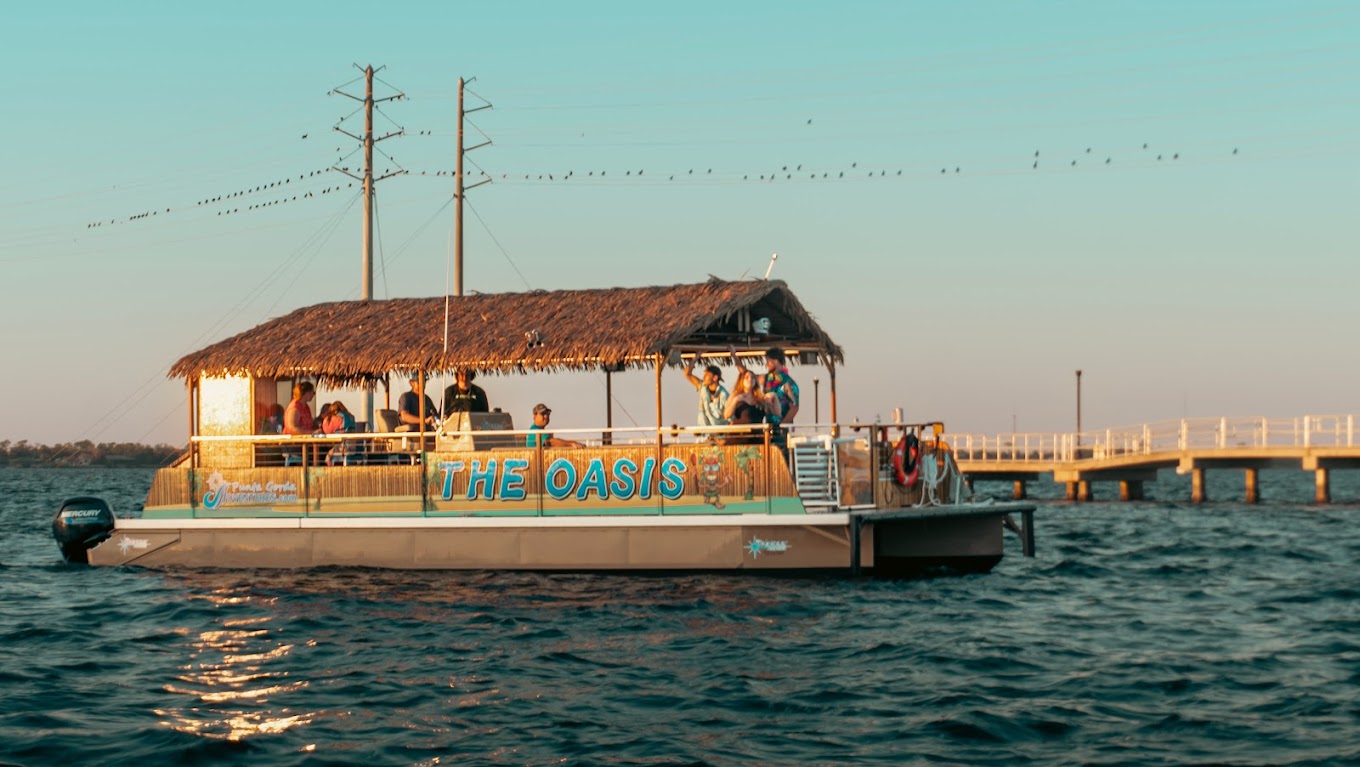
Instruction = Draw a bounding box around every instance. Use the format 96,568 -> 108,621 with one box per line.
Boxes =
464,197 -> 531,291
66,192 -> 360,449
262,191 -> 361,318
375,191 -> 390,298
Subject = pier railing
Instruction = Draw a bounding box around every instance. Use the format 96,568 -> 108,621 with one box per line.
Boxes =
942,414 -> 1360,463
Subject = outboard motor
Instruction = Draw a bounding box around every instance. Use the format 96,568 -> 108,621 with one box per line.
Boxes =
52,497 -> 116,564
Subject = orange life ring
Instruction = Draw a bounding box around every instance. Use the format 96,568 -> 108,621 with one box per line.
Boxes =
891,433 -> 920,487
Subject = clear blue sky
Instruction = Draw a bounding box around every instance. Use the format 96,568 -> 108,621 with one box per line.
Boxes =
2,1 -> 1357,445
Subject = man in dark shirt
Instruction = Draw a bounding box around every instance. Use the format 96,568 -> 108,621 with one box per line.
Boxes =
442,368 -> 489,417
397,375 -> 438,431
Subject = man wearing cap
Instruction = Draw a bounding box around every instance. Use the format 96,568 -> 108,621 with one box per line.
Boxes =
527,403 -> 583,448
396,375 -> 438,432
683,359 -> 729,427
442,368 -> 489,417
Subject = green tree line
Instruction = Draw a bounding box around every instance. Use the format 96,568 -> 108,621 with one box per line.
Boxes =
0,440 -> 184,467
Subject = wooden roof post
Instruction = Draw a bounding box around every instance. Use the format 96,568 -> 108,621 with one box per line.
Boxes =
654,353 -> 664,431
604,367 -> 614,446
188,378 -> 197,470
417,370 -> 428,436
827,356 -> 839,439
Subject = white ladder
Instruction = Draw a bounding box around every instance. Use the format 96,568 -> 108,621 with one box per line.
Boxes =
789,435 -> 839,509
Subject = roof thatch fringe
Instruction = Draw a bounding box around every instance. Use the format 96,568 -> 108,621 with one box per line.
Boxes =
169,279 -> 843,385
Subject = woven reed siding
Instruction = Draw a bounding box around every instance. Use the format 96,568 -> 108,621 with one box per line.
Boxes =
310,466 -> 424,507
147,468 -> 192,507
198,441 -> 253,469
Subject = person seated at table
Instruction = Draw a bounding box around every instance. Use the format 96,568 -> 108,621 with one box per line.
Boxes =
315,401 -> 335,431
323,401 -> 360,465
259,403 -> 284,435
323,401 -> 356,434
397,375 -> 438,432
443,368 -> 489,417
283,382 -> 317,435
526,403 -> 583,448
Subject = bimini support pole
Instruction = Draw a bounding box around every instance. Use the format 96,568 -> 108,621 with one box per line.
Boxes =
654,354 -> 663,431
826,356 -> 839,438
604,366 -> 614,446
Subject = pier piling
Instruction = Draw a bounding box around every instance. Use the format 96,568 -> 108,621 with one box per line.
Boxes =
1012,480 -> 1027,500
1191,468 -> 1208,504
1119,480 -> 1143,501
1315,469 -> 1330,504
1244,468 -> 1259,504
1076,480 -> 1092,502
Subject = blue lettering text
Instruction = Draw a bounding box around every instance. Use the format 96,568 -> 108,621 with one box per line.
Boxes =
545,458 -> 576,500
499,458 -> 529,501
659,457 -> 687,500
440,461 -> 465,500
609,458 -> 638,500
576,458 -> 609,501
467,460 -> 497,500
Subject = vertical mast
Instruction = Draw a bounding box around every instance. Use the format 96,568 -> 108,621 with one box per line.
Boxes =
362,66 -> 375,301
455,77 -> 465,298
453,77 -> 492,297
332,64 -> 405,430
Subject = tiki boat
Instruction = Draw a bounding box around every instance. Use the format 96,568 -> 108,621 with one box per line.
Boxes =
53,279 -> 1035,574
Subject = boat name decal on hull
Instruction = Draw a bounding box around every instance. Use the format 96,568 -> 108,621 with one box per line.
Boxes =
439,457 -> 687,502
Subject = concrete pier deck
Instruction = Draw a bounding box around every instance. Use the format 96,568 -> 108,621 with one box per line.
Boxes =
941,414 -> 1360,503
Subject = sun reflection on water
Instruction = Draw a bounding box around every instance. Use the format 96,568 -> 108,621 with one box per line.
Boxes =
157,585 -> 315,742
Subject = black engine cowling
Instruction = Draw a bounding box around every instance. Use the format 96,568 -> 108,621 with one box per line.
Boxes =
52,497 -> 116,564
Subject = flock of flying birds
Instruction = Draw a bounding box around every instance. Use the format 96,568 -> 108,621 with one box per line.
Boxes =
84,137 -> 1241,229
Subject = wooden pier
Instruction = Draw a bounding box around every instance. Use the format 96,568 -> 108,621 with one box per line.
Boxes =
941,415 -> 1360,503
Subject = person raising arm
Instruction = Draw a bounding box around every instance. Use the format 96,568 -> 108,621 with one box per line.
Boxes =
683,359 -> 729,426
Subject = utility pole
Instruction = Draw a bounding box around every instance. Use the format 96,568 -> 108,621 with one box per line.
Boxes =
1076,369 -> 1083,449
454,76 -> 492,297
332,64 -> 406,427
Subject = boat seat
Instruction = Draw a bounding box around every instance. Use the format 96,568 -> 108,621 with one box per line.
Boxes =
376,409 -> 401,433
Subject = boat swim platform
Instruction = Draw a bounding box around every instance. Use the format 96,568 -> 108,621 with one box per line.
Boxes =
942,413 -> 1360,504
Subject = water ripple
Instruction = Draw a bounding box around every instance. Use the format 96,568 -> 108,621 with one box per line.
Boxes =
4,467 -> 1360,765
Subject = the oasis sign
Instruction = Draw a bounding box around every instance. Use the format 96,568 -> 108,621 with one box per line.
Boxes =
438,457 -> 688,502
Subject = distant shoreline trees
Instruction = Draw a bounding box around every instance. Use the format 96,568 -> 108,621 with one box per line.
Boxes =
0,440 -> 183,468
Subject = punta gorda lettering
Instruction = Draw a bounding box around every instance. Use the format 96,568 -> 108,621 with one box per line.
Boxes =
439,457 -> 687,502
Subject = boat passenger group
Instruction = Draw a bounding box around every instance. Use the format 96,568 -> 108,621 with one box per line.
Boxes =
257,347 -> 799,461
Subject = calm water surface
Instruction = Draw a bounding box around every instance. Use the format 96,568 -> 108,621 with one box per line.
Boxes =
1,467 -> 1357,766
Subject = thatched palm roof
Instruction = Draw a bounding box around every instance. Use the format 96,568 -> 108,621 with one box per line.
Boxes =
170,278 -> 843,385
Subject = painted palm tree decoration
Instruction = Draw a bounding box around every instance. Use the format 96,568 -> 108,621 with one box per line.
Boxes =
733,447 -> 762,501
